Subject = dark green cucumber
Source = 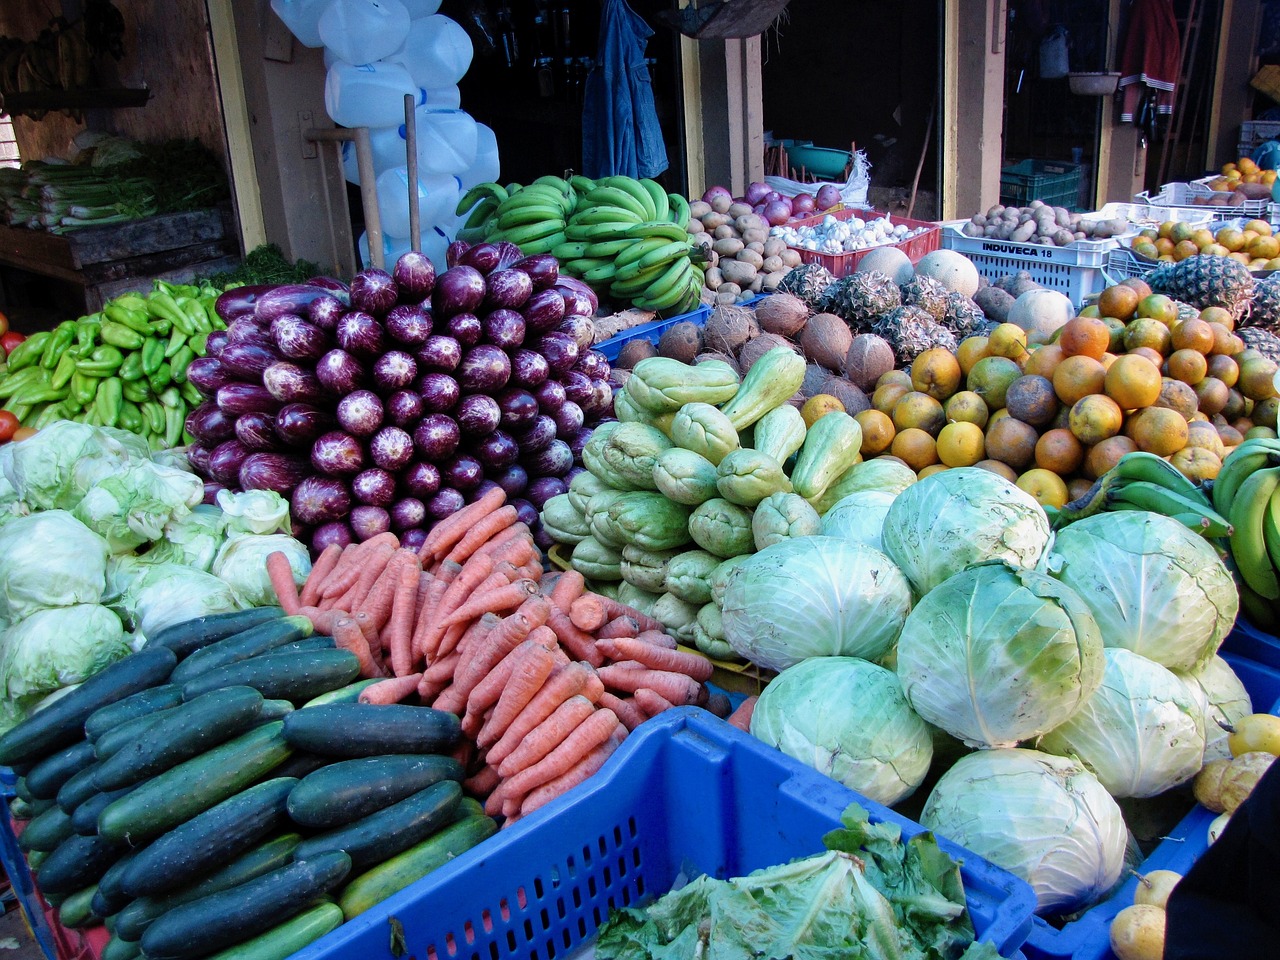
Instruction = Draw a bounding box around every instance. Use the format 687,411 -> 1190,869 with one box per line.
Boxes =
57,883 -> 101,929
100,933 -> 142,960
26,739 -> 97,800
263,752 -> 329,781
257,699 -> 295,722
302,678 -> 379,707
57,759 -> 105,813
202,901 -> 344,960
35,831 -> 123,895
17,802 -> 74,852
281,703 -> 460,758
26,849 -> 47,871
293,779 -> 462,871
71,786 -> 135,835
139,851 -> 351,960
94,706 -> 180,761
120,777 -> 296,898
169,616 -> 313,686
8,796 -> 35,820
0,647 -> 177,767
338,815 -> 496,920
180,650 -> 361,705
84,685 -> 185,742
146,607 -> 284,661
98,720 -> 291,845
114,832 -> 302,943
93,843 -> 149,918
287,754 -> 463,828
268,636 -> 336,656
14,776 -> 33,803
93,686 -> 266,792
455,796 -> 484,819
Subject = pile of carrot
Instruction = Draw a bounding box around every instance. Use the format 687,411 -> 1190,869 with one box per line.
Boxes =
270,488 -> 729,822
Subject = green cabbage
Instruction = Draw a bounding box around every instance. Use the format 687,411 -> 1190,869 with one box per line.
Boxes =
212,533 -> 312,608
1178,655 -> 1253,763
215,489 -> 292,536
107,558 -> 241,638
722,537 -> 912,671
1,420 -> 149,511
820,491 -> 896,552
0,511 -> 109,622
1037,648 -> 1205,798
1,603 -> 128,703
921,748 -> 1127,914
72,459 -> 203,554
147,505 -> 227,572
882,467 -> 1051,596
1047,512 -> 1238,673
751,656 -> 933,805
895,563 -> 1103,749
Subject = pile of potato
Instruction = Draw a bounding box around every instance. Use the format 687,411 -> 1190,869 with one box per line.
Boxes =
688,198 -> 804,306
958,201 -> 1130,247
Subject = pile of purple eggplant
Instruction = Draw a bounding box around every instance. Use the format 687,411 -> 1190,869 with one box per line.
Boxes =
183,242 -> 613,554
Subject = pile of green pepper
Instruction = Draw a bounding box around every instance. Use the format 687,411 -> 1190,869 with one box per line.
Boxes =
0,280 -> 226,449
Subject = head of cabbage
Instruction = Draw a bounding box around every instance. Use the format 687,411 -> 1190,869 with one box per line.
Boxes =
921,747 -> 1127,914
212,533 -> 312,608
895,562 -> 1103,749
751,656 -> 933,806
1178,655 -> 1252,763
1047,512 -> 1238,672
882,467 -> 1051,596
1,420 -> 149,511
721,537 -> 913,671
0,603 -> 128,705
0,511 -> 109,622
1037,648 -> 1205,798
820,490 -> 895,552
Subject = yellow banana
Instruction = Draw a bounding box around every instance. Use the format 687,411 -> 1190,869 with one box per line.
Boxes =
1230,466 -> 1280,600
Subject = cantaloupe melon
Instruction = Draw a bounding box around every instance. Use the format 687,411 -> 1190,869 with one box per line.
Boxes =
914,250 -> 980,298
855,246 -> 914,285
1008,289 -> 1075,345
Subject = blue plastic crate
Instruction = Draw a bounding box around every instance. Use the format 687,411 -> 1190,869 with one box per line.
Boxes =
0,809 -> 62,960
1222,616 -> 1280,669
595,304 -> 712,362
1021,652 -> 1280,960
292,708 -> 1036,960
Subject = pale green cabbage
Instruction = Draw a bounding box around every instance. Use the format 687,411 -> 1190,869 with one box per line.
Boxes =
1,420 -> 149,511
751,656 -> 933,805
1038,648 -> 1205,798
722,537 -> 912,671
820,490 -> 896,552
882,467 -> 1051,596
0,511 -> 109,622
212,533 -> 312,608
108,558 -> 241,638
215,488 -> 292,536
73,459 -> 203,554
1178,655 -> 1253,763
147,505 -> 229,572
0,603 -> 128,702
1047,512 -> 1238,672
895,563 -> 1103,748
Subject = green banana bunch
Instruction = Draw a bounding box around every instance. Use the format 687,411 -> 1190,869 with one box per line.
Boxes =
1213,437 -> 1280,602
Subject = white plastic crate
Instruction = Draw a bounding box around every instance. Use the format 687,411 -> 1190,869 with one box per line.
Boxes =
1104,245 -> 1156,282
1139,180 -> 1270,218
940,226 -> 1108,305
1092,201 -> 1214,228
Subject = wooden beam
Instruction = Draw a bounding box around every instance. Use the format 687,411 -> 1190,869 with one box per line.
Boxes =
680,28 -> 706,199
1209,0 -> 1263,168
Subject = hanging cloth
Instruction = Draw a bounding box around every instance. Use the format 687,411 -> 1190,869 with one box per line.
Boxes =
1117,0 -> 1181,124
582,0 -> 669,180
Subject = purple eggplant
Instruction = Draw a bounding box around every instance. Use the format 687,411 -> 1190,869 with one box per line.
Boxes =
187,443 -> 214,475
469,479 -> 503,504
493,242 -> 524,270
311,431 -> 365,476
384,304 -> 432,346
185,402 -> 236,445
525,476 -> 568,510
514,415 -> 557,454
226,317 -> 272,347
369,426 -> 414,472
350,506 -> 391,542
399,528 -> 428,552
482,309 -> 526,350
538,333 -> 579,376
525,439 -> 573,478
585,378 -> 614,418
275,404 -> 336,447
510,498 -> 539,528
432,265 -> 486,316
389,498 -> 426,532
495,387 -> 539,430
417,372 -> 461,413
336,311 -> 385,358
534,378 -> 566,413
263,362 -> 325,405
483,269 -> 533,310
214,284 -> 275,324
385,390 -> 425,428
557,316 -> 594,352
457,344 -> 511,392
446,312 -> 482,347
512,254 -> 559,290
308,295 -> 347,332
351,467 -> 397,507
219,342 -> 282,380
567,426 -> 594,458
315,349 -> 365,394
217,383 -> 281,416
415,335 -> 461,373
239,452 -> 310,494
203,331 -> 229,358
443,453 -> 484,492
428,488 -> 466,521
306,276 -> 349,293
234,411 -> 281,451
445,240 -> 470,269
494,464 -> 528,499
575,350 -> 611,381
471,429 -> 519,470
373,351 -> 418,392
553,400 -> 585,438
412,414 -> 461,460
348,268 -> 399,315
559,289 -> 595,319
456,394 -> 501,437
254,284 -> 342,323
554,275 -> 599,311
565,465 -> 587,485
510,348 -> 550,389
401,461 -> 441,499
209,439 -> 251,486
522,289 -> 566,335
562,370 -> 594,407
270,316 -> 329,361
312,522 -> 354,552
459,242 -> 501,275
336,390 -> 384,437
393,251 -> 436,303
202,481 -> 226,506
292,475 -> 353,525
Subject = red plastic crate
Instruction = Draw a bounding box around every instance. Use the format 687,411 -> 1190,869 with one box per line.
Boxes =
785,208 -> 941,277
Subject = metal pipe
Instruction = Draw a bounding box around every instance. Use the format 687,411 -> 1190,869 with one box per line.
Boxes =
404,93 -> 421,252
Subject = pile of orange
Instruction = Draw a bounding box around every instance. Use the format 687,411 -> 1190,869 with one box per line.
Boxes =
1204,156 -> 1278,191
1129,219 -> 1280,271
851,277 -> 1280,510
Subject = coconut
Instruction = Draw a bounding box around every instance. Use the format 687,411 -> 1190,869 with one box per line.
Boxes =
695,351 -> 741,374
798,312 -> 853,371
799,362 -> 830,400
843,333 -> 896,391
738,333 -> 797,374
753,292 -> 809,337
657,321 -> 703,363
617,339 -> 658,369
821,375 -> 871,415
703,304 -> 759,354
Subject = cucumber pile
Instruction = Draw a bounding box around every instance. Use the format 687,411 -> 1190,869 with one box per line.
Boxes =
0,608 -> 497,960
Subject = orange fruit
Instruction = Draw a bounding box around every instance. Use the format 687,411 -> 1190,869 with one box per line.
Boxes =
1254,396 -> 1280,427
1067,477 -> 1095,502
1053,355 -> 1107,405
944,390 -> 990,428
1248,235 -> 1280,260
1201,306 -> 1235,330
1070,394 -> 1124,445
1166,348 -> 1209,385
1121,277 -> 1153,299
1005,374 -> 1060,426
1171,222 -> 1196,244
956,336 -> 991,376
1153,378 -> 1199,419
1240,358 -> 1280,401
1084,435 -> 1139,479
1171,318 -> 1215,354
985,416 -> 1039,471
1058,316 -> 1112,359
1035,427 -> 1085,475
1097,285 -> 1141,322
1137,294 -> 1179,325
974,459 -> 1019,483
1184,419 -> 1226,459
987,323 -> 1029,359
1222,387 -> 1248,421
911,348 -> 963,401
918,463 -> 951,479
877,369 -> 913,390
1193,376 -> 1230,415
1023,343 -> 1066,379
1206,353 -> 1240,386
967,356 -> 1023,410
1105,354 -> 1163,409
1216,228 -> 1246,253
1170,446 -> 1223,482
872,382 -> 912,415
1102,317 -> 1128,353
891,427 -> 939,472
1218,423 -> 1246,447
1174,239 -> 1201,261
801,394 -> 845,428
1245,217 -> 1272,235
936,421 -> 986,467
1247,425 -> 1280,440
1124,318 -> 1173,354
855,410 -> 895,455
1017,468 -> 1070,509
1129,406 -> 1190,455
893,391 -> 946,436
988,407 -> 1012,427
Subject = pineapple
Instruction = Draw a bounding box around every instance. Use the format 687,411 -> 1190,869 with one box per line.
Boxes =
777,263 -> 836,308
1245,276 -> 1280,334
1238,325 -> 1280,364
899,274 -> 949,321
872,306 -> 958,364
942,292 -> 989,338
1147,255 -> 1255,318
818,271 -> 902,330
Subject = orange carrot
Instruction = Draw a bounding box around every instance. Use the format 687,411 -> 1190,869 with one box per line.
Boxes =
497,695 -> 596,778
318,544 -> 365,601
417,675 -> 449,704
297,605 -> 331,635
440,578 -> 540,630
596,615 -> 640,640
412,563 -> 459,659
545,608 -> 604,667
519,737 -> 621,815
598,691 -> 646,732
420,486 -> 506,562
466,638 -> 546,719
635,630 -> 678,649
266,552 -> 302,616
568,594 -> 607,632
485,662 -> 591,763
726,696 -> 756,732
388,556 -> 421,677
632,687 -> 675,718
419,555 -> 497,659
596,638 -> 714,682
460,705 -> 489,740
353,612 -> 380,655
475,642 -> 557,748
423,646 -> 465,684
496,709 -> 620,803
453,599 -> 551,700
359,672 -> 423,705
596,665 -> 700,705
594,596 -> 665,634
332,543 -> 394,612
441,505 -> 519,566
473,522 -> 533,561
333,617 -> 383,679
432,683 -> 470,716
437,613 -> 497,666
462,765 -> 500,798
358,550 -> 417,631
415,571 -> 434,617
549,570 -> 586,614
299,544 -> 342,608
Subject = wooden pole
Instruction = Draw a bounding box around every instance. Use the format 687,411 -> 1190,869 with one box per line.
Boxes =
404,94 -> 421,252
305,127 -> 384,270
908,98 -> 937,219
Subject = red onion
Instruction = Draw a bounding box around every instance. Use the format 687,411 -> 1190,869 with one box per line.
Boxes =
763,200 -> 793,226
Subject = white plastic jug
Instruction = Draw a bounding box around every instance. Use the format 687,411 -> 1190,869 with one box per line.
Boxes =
359,226 -> 450,272
375,167 -> 460,238
341,125 -> 412,184
325,61 -> 422,129
270,0 -> 329,47
459,123 -> 500,190
319,0 -> 411,66
413,108 -> 478,176
390,15 -> 473,88
422,85 -> 461,110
